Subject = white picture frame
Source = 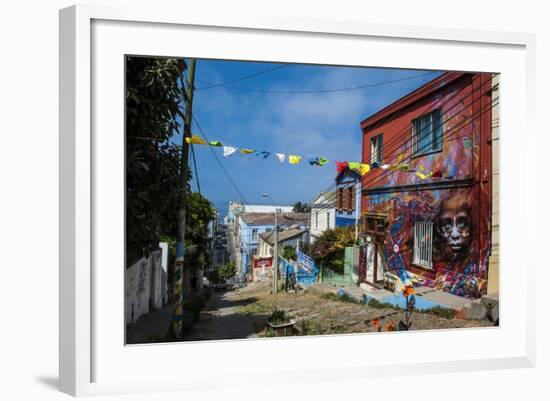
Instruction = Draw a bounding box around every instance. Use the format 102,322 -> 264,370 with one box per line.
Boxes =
59,3 -> 536,397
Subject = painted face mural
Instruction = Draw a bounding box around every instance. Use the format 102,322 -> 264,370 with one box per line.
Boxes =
365,188 -> 487,299
435,191 -> 473,262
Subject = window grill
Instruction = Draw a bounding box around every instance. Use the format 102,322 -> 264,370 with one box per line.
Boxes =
413,221 -> 433,269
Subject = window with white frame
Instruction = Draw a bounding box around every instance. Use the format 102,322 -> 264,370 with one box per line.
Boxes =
413,221 -> 433,269
412,109 -> 442,156
252,228 -> 258,241
315,211 -> 319,228
326,212 -> 330,228
370,134 -> 383,164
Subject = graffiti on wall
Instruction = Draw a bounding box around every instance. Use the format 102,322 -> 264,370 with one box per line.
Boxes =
366,187 -> 489,298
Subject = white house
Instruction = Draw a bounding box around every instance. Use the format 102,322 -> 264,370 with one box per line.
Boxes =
310,191 -> 336,243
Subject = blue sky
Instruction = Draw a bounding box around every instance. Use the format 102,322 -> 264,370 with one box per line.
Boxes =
172,59 -> 442,216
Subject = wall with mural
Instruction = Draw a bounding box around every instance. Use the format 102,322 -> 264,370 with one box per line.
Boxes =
364,187 -> 490,298
360,73 -> 494,299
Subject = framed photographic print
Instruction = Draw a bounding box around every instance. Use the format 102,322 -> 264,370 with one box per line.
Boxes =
59,3 -> 536,397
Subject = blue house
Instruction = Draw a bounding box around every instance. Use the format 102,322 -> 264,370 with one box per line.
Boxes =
237,212 -> 310,278
335,168 -> 361,228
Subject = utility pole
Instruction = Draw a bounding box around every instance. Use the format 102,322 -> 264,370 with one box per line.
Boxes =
172,59 -> 196,339
273,208 -> 279,294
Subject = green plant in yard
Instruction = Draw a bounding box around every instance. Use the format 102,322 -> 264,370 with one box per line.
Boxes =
217,261 -> 237,281
268,308 -> 288,325
419,306 -> 456,319
282,245 -> 297,261
366,298 -> 397,309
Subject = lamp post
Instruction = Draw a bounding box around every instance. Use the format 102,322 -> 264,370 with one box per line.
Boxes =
262,193 -> 279,294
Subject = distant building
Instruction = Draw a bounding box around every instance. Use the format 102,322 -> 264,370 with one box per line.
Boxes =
253,227 -> 309,283
258,227 -> 309,258
309,191 -> 336,243
236,212 -> 309,278
335,168 -> 361,229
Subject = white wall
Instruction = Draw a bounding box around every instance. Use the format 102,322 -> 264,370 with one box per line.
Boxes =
125,249 -> 167,324
242,204 -> 293,213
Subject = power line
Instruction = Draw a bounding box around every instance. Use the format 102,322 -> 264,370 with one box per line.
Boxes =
302,74 -> 497,205
302,78 -> 499,208
196,64 -> 291,91
200,70 -> 439,95
191,114 -> 249,204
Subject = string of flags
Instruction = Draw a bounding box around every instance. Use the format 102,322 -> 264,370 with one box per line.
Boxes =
185,135 -> 443,180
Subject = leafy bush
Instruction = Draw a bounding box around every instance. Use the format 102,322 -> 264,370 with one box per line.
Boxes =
218,261 -> 237,281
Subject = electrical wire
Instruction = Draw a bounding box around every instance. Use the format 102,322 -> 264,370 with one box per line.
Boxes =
195,64 -> 291,91
201,70 -> 439,95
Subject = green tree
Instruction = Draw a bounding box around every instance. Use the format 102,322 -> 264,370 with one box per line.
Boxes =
282,245 -> 297,261
183,192 -> 216,272
126,56 -> 186,264
309,226 -> 355,273
292,201 -> 311,213
218,261 -> 237,281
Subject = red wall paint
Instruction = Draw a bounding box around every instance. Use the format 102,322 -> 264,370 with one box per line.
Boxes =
359,72 -> 494,298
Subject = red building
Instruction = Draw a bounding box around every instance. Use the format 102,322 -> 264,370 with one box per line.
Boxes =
359,72 -> 495,299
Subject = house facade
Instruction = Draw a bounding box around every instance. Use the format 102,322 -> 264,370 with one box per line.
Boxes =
309,191 -> 336,243
359,72 -> 495,299
237,212 -> 309,278
335,168 -> 361,229
254,227 -> 309,282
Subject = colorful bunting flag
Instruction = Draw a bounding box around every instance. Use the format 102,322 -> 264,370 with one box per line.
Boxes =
240,149 -> 255,154
360,164 -> 370,176
276,153 -> 285,163
307,157 -> 329,166
348,162 -> 360,171
336,161 -> 348,173
381,164 -> 390,170
371,161 -> 380,169
223,146 -> 238,157
416,172 -> 428,180
185,135 -> 207,145
399,163 -> 409,171
289,155 -> 302,165
319,157 -> 329,166
256,151 -> 271,159
209,141 -> 223,147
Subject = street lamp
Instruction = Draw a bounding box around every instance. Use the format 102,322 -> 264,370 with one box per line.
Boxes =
261,193 -> 279,293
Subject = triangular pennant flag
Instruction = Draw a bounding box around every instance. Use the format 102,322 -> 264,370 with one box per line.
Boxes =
308,157 -> 319,166
209,141 -> 223,147
417,165 -> 425,171
288,155 -> 302,164
360,163 -> 370,176
430,169 -> 443,178
276,153 -> 285,163
223,146 -> 238,157
399,163 -> 409,172
240,149 -> 255,154
371,161 -> 380,169
319,157 -> 329,166
416,172 -> 428,180
185,135 -> 207,145
256,151 -> 271,159
336,161 -> 348,173
348,162 -> 360,171
381,164 -> 390,170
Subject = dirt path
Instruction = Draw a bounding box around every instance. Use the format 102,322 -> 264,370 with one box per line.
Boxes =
181,288 -> 266,341
181,281 -> 492,341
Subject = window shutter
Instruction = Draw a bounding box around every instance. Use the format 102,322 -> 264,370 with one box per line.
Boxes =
342,187 -> 349,211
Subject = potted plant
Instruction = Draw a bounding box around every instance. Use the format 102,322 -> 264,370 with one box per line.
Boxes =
267,308 -> 295,336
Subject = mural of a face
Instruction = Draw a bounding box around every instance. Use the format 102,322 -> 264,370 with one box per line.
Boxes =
436,191 -> 473,260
